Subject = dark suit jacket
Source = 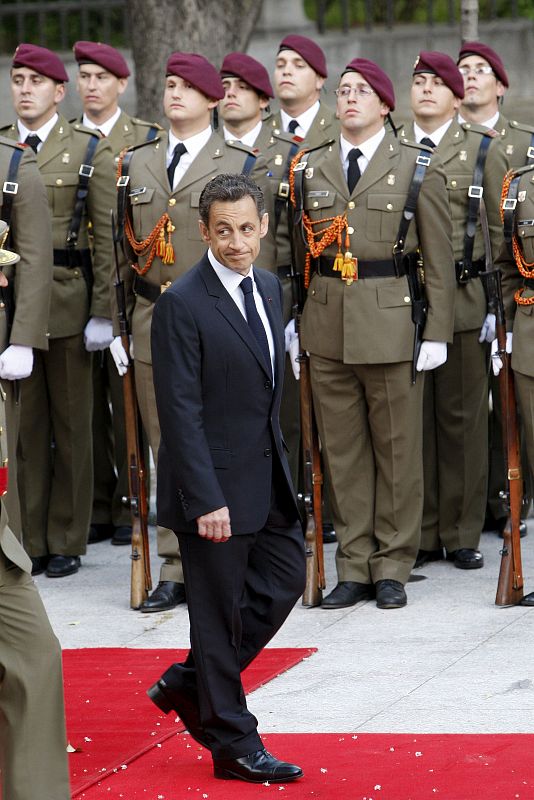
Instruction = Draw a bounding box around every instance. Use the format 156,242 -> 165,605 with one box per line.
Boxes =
151,253 -> 298,534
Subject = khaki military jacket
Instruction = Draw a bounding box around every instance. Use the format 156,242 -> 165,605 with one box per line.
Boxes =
494,113 -> 534,170
268,100 -> 339,149
293,130 -> 455,364
118,129 -> 276,363
75,110 -> 162,164
497,164 -> 534,377
401,119 -> 507,332
0,137 -> 52,353
1,116 -> 116,338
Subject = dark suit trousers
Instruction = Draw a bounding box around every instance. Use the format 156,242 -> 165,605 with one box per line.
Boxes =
172,488 -> 305,760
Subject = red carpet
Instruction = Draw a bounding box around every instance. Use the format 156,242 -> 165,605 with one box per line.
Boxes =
63,647 -> 315,796
71,732 -> 534,800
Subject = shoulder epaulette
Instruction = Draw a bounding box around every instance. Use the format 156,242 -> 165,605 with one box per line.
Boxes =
0,123 -> 18,136
131,117 -> 163,131
0,136 -> 24,151
400,137 -> 433,152
70,121 -> 101,139
122,136 -> 163,154
461,122 -> 499,138
509,119 -> 534,135
225,139 -> 257,156
296,138 -> 336,160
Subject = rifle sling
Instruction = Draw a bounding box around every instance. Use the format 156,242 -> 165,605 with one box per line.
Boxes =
503,173 -> 521,259
274,140 -> 301,232
461,133 -> 492,274
393,148 -> 431,270
66,134 -> 99,251
1,146 -> 24,239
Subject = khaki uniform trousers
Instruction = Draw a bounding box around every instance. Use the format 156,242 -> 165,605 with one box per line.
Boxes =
0,382 -> 22,539
0,556 -> 70,800
91,350 -> 133,528
135,358 -> 183,583
515,371 -> 534,492
310,355 -> 424,586
17,333 -> 93,557
422,329 -> 488,551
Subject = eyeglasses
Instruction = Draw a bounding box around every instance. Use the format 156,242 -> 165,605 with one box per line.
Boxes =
458,65 -> 494,77
335,85 -> 375,99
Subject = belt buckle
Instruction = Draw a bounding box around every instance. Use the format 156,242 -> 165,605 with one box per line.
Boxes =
502,198 -> 517,211
456,261 -> 471,285
161,281 -> 172,293
2,181 -> 18,195
468,185 -> 483,198
117,175 -> 130,188
278,181 -> 289,199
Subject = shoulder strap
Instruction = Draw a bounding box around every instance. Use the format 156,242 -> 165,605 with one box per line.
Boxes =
146,126 -> 159,142
241,151 -> 256,176
393,149 -> 431,272
1,146 -> 24,235
461,132 -> 492,271
116,148 -> 135,243
274,140 -> 301,232
66,133 -> 100,249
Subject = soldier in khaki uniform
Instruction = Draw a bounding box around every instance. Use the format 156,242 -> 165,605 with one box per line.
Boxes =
290,58 -> 455,609
0,137 -> 53,543
402,51 -> 507,570
457,41 -> 534,535
218,52 -> 303,489
73,40 -> 161,547
3,44 -> 117,577
110,52 -> 275,612
0,252 -> 70,799
496,167 -> 534,491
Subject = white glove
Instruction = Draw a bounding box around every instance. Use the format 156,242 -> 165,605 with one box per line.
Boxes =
0,344 -> 33,380
491,332 -> 513,376
109,335 -> 130,376
84,317 -> 113,352
479,312 -> 496,343
416,341 -> 447,372
284,319 -> 300,380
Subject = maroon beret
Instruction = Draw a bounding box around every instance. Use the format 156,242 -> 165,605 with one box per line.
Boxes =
74,41 -> 130,79
166,52 -> 224,100
342,58 -> 395,110
220,52 -> 274,99
12,43 -> 69,82
413,51 -> 465,99
457,41 -> 509,88
278,34 -> 327,78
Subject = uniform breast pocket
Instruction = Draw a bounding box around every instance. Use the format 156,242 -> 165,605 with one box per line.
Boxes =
366,194 -> 404,242
129,188 -> 156,238
517,221 -> 534,262
188,192 -> 203,240
446,174 -> 472,221
44,173 -> 78,218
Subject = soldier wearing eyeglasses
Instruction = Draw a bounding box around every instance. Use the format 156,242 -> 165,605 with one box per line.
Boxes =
289,58 -> 455,610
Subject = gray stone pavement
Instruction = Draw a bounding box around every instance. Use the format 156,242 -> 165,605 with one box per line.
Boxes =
35,520 -> 534,735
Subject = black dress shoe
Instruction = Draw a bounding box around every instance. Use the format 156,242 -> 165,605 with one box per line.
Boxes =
87,523 -> 114,544
322,523 -> 337,544
446,548 -> 484,569
46,555 -> 81,577
498,521 -> 528,539
213,748 -> 303,783
147,678 -> 211,748
111,525 -> 132,545
375,579 -> 407,609
321,581 -> 373,609
414,548 -> 444,568
31,555 -> 49,576
139,581 -> 186,613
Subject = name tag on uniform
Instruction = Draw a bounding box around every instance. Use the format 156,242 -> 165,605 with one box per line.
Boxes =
307,191 -> 329,197
129,187 -> 147,197
518,219 -> 534,226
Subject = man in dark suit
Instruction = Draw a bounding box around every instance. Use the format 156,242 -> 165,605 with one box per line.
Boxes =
148,173 -> 305,783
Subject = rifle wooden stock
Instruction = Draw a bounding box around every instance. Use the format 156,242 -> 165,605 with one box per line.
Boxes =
494,318 -> 524,606
299,345 -> 325,608
111,212 -> 152,609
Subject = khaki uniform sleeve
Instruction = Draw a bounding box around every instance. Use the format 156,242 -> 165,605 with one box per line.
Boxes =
85,138 -> 117,320
8,147 -> 53,350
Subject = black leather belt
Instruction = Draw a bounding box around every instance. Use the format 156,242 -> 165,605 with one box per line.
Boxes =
53,248 -> 91,268
455,257 -> 484,284
318,256 -> 405,279
133,272 -> 167,303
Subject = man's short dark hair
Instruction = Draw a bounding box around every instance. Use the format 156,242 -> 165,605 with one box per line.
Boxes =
199,173 -> 265,226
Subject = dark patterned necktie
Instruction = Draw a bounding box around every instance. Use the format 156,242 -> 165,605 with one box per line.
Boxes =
420,136 -> 436,149
288,119 -> 299,135
167,142 -> 187,187
24,133 -> 41,153
240,276 -> 272,376
347,148 -> 362,194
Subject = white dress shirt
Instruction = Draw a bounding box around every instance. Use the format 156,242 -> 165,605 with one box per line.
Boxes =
82,107 -> 122,136
280,101 -> 320,138
222,120 -> 261,149
339,126 -> 386,180
167,126 -> 212,190
208,248 -> 275,379
457,110 -> 500,130
17,113 -> 59,150
413,118 -> 453,147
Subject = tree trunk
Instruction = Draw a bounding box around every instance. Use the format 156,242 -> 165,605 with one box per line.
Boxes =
460,0 -> 479,43
127,0 -> 264,124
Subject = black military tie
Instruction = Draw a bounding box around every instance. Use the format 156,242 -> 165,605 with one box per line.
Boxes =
167,142 -> 187,188
347,148 -> 362,194
420,136 -> 436,149
288,119 -> 299,135
240,276 -> 272,376
24,133 -> 41,153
